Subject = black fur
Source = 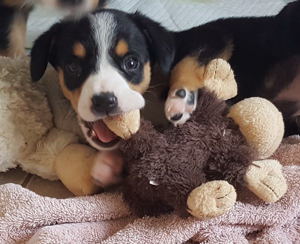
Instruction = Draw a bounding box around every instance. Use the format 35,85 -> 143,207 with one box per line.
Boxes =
130,12 -> 175,74
170,0 -> 300,136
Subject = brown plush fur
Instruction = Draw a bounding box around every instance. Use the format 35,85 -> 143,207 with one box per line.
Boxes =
120,89 -> 254,217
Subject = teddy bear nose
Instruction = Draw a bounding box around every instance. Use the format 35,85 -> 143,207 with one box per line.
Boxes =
92,92 -> 118,114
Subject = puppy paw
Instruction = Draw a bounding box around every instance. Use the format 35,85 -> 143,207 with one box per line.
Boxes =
91,151 -> 124,188
187,180 -> 237,219
244,159 -> 287,203
165,88 -> 198,126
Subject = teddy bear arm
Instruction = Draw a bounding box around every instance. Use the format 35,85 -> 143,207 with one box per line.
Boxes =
20,128 -> 79,180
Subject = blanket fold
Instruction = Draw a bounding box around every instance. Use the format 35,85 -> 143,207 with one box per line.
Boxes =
0,138 -> 300,244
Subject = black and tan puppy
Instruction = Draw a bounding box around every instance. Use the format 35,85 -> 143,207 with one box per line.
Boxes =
165,0 -> 300,136
30,9 -> 174,186
0,0 -> 106,57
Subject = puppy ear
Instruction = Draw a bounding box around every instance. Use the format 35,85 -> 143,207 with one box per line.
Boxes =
30,23 -> 60,82
130,12 -> 175,73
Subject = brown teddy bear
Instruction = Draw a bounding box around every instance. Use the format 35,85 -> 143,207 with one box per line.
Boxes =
106,59 -> 287,219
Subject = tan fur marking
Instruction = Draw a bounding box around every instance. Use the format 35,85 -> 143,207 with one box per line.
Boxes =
73,42 -> 86,58
169,40 -> 234,91
7,12 -> 26,57
170,56 -> 206,91
115,39 -> 129,56
129,62 -> 151,94
58,69 -> 82,111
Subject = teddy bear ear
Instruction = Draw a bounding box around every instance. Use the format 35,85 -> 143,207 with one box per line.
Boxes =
30,23 -> 60,82
203,59 -> 237,100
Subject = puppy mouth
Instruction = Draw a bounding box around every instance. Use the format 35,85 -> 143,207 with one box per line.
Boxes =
83,119 -> 120,148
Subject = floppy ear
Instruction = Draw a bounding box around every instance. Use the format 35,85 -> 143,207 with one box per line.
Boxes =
30,23 -> 60,82
130,12 -> 175,74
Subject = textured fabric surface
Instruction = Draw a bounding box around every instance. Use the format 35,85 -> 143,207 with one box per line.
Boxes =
0,137 -> 299,244
26,0 -> 287,48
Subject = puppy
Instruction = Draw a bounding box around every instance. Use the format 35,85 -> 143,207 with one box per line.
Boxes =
0,0 -> 106,57
165,0 -> 300,136
30,9 -> 174,186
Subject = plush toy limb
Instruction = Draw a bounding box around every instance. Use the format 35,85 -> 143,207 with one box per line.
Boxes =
55,144 -> 101,196
228,97 -> 284,159
21,128 -> 78,180
244,159 -> 287,203
165,58 -> 237,126
202,59 -> 237,100
187,180 -> 237,219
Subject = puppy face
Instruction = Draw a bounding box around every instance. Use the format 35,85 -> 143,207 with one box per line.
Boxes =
31,9 -> 175,150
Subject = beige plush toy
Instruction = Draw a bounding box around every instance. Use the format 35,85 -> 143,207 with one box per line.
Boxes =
0,57 -> 139,196
108,58 -> 287,220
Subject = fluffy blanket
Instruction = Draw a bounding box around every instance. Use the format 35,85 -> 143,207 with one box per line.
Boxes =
0,137 -> 300,244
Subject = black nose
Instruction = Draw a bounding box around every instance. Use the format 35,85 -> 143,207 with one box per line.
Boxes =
92,92 -> 118,114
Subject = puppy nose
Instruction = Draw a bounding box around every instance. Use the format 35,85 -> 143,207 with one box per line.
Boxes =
92,92 -> 118,114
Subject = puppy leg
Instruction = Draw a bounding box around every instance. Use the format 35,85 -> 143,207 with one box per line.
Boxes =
165,56 -> 204,126
91,150 -> 124,188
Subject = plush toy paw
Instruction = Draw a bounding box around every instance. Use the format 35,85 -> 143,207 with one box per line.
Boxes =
164,88 -> 198,126
203,58 -> 237,100
187,180 -> 237,219
244,159 -> 287,203
91,151 -> 124,188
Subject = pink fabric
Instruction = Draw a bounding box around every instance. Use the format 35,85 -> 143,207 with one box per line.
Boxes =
0,138 -> 300,244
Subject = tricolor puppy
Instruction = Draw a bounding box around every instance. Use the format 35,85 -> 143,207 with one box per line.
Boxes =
30,9 -> 174,152
0,0 -> 106,57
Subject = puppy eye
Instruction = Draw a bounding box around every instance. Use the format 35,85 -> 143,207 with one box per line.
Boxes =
65,62 -> 81,77
123,55 -> 140,72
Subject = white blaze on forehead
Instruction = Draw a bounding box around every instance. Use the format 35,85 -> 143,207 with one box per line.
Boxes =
77,12 -> 145,122
90,12 -> 117,65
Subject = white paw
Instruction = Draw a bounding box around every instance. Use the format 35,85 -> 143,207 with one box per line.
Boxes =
165,88 -> 198,126
91,151 -> 124,188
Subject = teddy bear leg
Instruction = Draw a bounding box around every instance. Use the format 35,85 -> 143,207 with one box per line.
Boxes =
244,159 -> 287,203
187,180 -> 237,219
165,58 -> 236,126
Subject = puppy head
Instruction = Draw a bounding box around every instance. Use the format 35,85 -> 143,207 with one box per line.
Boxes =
30,9 -> 175,150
